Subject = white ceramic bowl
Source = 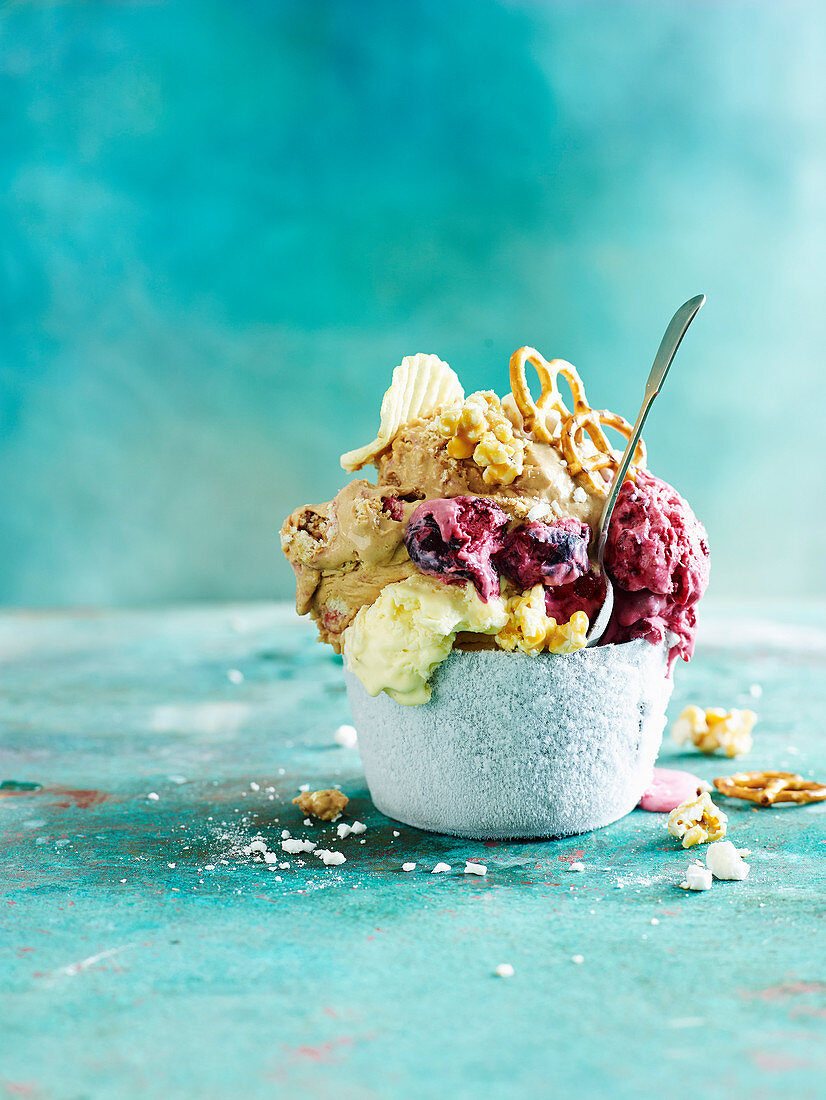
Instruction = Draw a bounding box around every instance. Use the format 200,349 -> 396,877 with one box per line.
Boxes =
345,639 -> 672,839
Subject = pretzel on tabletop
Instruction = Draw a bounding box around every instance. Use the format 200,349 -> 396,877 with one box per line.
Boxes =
713,771 -> 826,807
508,346 -> 646,496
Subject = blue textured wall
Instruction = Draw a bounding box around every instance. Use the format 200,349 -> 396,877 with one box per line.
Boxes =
2,1 -> 824,606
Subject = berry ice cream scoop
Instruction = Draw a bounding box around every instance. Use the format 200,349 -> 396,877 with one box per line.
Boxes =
496,518 -> 590,589
604,469 -> 710,666
404,496 -> 509,601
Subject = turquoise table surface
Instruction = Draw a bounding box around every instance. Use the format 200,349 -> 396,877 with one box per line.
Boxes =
1,602 -> 825,1099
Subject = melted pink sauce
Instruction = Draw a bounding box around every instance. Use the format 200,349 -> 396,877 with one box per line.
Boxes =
638,767 -> 704,813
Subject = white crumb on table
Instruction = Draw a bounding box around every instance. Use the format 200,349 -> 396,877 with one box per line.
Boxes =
464,862 -> 487,876
333,724 -> 359,749
320,851 -> 345,866
402,862 -> 416,872
281,838 -> 316,855
571,955 -> 584,964
494,963 -> 514,978
568,862 -> 585,873
147,793 -> 159,801
227,669 -> 244,684
706,841 -> 750,881
681,864 -> 713,891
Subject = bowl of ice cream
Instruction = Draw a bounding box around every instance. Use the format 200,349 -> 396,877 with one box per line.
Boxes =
281,349 -> 710,838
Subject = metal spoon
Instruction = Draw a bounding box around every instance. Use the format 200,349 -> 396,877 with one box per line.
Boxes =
584,294 -> 706,647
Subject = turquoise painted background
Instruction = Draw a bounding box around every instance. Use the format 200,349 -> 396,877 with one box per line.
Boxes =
1,1 -> 824,606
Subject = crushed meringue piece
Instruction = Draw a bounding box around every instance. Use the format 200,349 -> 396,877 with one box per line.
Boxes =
672,705 -> 756,758
706,840 -> 750,881
402,862 -> 416,872
431,862 -> 451,874
464,862 -> 487,876
494,963 -> 515,978
571,955 -> 584,964
350,821 -> 367,834
681,864 -> 713,891
668,791 -> 727,848
336,823 -> 353,840
568,862 -> 585,873
248,838 -> 268,854
526,502 -> 553,523
319,850 -> 346,866
334,724 -> 358,749
281,838 -> 316,855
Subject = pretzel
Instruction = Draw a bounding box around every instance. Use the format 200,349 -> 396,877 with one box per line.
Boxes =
508,347 -> 589,444
561,408 -> 646,495
713,771 -> 826,807
508,346 -> 646,496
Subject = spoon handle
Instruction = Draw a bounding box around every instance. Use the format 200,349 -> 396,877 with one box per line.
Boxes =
595,294 -> 706,563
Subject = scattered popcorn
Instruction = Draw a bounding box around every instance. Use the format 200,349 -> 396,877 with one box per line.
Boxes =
494,963 -> 515,978
432,862 -> 452,874
672,705 -> 756,758
681,864 -> 713,891
464,862 -> 487,876
281,838 -> 316,855
568,862 -> 585,873
439,391 -> 526,486
571,955 -> 584,964
337,823 -> 353,840
668,791 -> 728,848
292,788 -> 349,821
350,821 -> 367,835
496,585 -> 589,655
706,841 -> 750,881
227,668 -> 244,684
147,792 -> 160,801
402,862 -> 417,872
334,724 -> 359,749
